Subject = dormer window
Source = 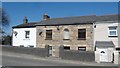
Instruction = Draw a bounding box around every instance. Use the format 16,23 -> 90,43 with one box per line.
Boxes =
108,26 -> 118,37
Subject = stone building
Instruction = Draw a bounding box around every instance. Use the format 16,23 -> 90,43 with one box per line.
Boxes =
35,15 -> 95,57
12,14 -> 95,57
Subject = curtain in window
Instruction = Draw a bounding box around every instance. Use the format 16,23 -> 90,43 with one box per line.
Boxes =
64,29 -> 70,39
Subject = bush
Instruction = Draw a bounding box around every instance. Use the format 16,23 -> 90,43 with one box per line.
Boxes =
2,35 -> 12,45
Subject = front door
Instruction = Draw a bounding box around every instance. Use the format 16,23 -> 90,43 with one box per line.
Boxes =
49,46 -> 52,56
99,49 -> 108,62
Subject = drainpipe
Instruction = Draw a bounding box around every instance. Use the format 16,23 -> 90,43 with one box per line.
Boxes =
118,21 -> 120,65
92,21 -> 96,51
118,23 -> 120,48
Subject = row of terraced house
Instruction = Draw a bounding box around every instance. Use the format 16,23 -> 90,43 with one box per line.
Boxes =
12,14 -> 120,63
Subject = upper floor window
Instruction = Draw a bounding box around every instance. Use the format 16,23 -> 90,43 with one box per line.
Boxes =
25,31 -> 30,38
108,26 -> 118,37
64,29 -> 70,40
13,31 -> 18,37
46,30 -> 52,40
78,29 -> 86,40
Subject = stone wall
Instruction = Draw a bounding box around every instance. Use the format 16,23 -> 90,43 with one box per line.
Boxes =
36,24 -> 93,57
36,24 -> 93,50
59,45 -> 95,62
2,46 -> 49,57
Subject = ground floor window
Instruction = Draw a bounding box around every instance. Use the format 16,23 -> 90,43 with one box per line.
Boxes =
64,46 -> 70,50
20,45 -> 24,47
28,45 -> 34,47
78,47 -> 86,51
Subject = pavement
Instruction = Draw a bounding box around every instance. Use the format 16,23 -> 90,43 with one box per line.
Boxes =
1,51 -> 119,66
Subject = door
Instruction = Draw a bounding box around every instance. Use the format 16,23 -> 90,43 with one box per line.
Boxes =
49,46 -> 52,56
99,49 -> 108,62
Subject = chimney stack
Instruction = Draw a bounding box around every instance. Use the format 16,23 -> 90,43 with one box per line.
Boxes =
43,13 -> 50,20
23,16 -> 28,24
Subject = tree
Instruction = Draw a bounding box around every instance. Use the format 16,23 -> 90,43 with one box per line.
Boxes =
0,8 -> 10,45
2,35 -> 12,45
0,8 -> 10,33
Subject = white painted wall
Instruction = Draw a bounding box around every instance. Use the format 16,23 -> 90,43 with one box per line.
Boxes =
94,22 -> 118,47
118,23 -> 120,47
12,28 -> 36,47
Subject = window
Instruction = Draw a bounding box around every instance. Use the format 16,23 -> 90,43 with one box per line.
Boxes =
116,48 -> 120,51
63,29 -> 70,40
28,45 -> 34,48
20,45 -> 24,47
108,26 -> 117,37
13,31 -> 18,36
64,46 -> 70,50
46,30 -> 52,40
78,47 -> 86,51
78,29 -> 86,40
25,31 -> 30,38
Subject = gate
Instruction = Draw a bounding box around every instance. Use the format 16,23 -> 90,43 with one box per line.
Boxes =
49,46 -> 52,56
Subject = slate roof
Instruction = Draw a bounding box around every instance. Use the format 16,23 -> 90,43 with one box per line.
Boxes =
96,14 -> 119,22
12,23 -> 37,28
95,41 -> 115,48
12,14 -> 119,28
35,15 -> 96,26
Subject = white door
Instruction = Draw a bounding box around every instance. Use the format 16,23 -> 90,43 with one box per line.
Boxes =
99,49 -> 108,62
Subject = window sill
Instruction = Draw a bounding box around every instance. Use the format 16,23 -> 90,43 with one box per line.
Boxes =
45,39 -> 52,40
78,50 -> 86,51
108,36 -> 118,37
23,38 -> 30,40
77,38 -> 86,40
63,39 -> 70,40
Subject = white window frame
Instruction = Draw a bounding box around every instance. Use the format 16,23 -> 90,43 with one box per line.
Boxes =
108,26 -> 118,37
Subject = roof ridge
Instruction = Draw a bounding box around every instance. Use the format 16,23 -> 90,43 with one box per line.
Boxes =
96,14 -> 118,17
48,15 -> 96,20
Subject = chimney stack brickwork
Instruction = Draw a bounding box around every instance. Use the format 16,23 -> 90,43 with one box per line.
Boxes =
23,16 -> 28,24
43,14 -> 50,20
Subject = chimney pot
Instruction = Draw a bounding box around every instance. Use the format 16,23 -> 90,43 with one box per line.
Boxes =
43,13 -> 50,20
23,16 -> 28,24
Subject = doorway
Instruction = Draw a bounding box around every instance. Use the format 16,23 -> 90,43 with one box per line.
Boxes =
49,46 -> 52,56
